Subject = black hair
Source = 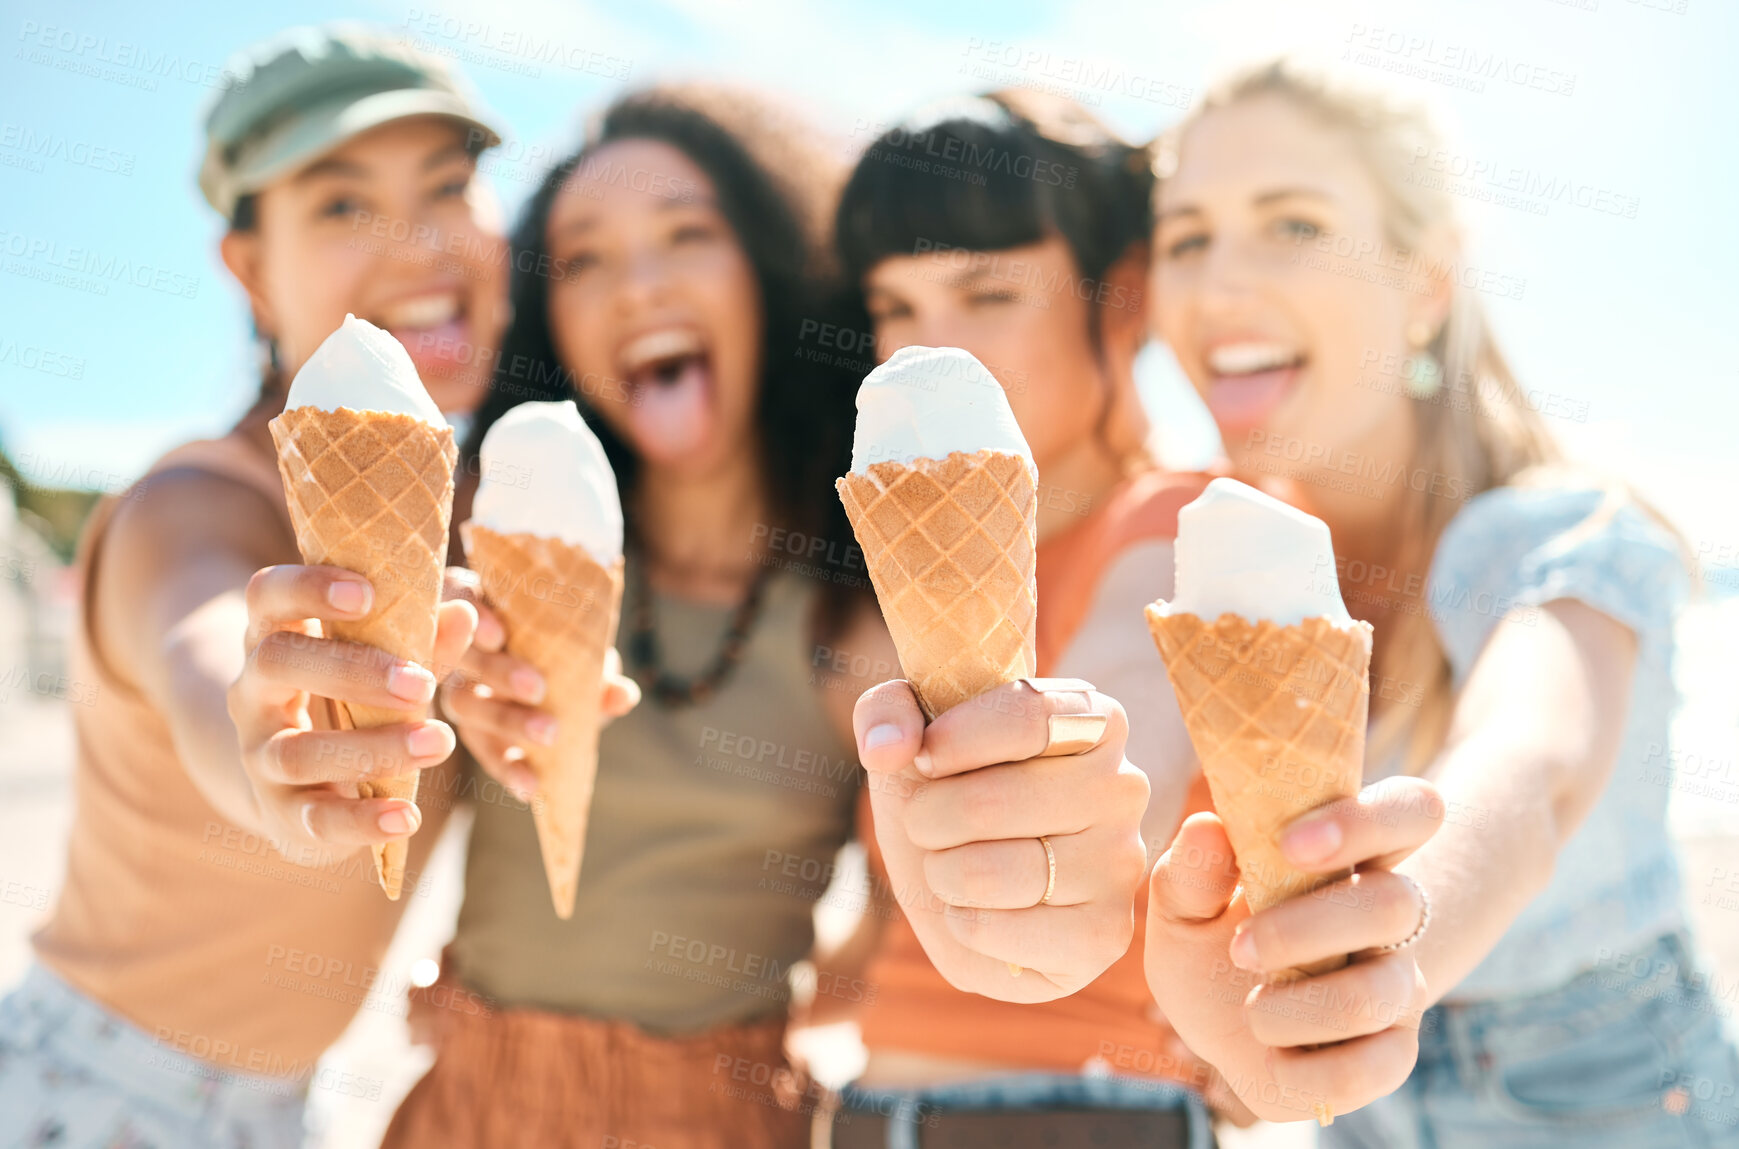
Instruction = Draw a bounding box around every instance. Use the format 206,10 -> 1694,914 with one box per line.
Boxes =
835,90 -> 1154,352
466,84 -> 870,629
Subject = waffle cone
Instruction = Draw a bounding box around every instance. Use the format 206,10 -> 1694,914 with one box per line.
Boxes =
463,524 -> 624,918
271,406 -> 457,900
1146,609 -> 1372,981
837,451 -> 1037,720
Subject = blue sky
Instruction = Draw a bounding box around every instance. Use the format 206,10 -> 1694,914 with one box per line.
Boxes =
2,0 -> 1736,567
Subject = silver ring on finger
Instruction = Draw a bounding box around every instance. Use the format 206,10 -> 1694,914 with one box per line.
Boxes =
1374,874 -> 1431,952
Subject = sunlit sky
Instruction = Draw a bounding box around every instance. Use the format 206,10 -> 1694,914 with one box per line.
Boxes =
2,0 -> 1735,569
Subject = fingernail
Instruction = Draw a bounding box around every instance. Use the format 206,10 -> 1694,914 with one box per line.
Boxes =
1230,925 -> 1260,971
378,806 -> 420,836
387,662 -> 437,703
912,749 -> 934,777
510,667 -> 547,705
406,723 -> 452,759
1282,816 -> 1343,865
864,723 -> 902,751
328,579 -> 371,615
526,715 -> 559,747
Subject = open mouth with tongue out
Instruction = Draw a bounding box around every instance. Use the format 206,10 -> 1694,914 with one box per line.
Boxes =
372,289 -> 476,383
617,327 -> 715,461
1204,340 -> 1307,432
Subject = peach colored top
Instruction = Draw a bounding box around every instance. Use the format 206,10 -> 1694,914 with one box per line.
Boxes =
856,471 -> 1215,1079
33,432 -> 435,1077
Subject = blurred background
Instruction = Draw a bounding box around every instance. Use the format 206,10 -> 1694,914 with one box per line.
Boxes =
2,0 -> 1736,1145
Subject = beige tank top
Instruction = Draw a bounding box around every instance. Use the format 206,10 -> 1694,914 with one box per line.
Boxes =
33,432 -> 436,1074
451,567 -> 859,1035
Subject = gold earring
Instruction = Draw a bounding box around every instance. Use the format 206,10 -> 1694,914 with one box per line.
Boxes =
1406,319 -> 1436,348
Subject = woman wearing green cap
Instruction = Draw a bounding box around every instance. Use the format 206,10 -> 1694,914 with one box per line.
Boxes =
0,25 -> 507,1147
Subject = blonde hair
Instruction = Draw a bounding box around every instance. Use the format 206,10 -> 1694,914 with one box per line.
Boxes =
1158,58 -> 1591,771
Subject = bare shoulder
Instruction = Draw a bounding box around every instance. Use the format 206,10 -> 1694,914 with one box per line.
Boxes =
94,467 -> 294,681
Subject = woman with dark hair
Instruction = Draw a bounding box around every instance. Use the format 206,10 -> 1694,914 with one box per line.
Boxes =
230,84 -> 1151,1147
823,91 -> 1440,1146
0,25 -> 506,1146
394,87 -> 885,1148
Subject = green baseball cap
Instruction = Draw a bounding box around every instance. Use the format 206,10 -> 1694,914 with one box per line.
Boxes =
199,23 -> 502,220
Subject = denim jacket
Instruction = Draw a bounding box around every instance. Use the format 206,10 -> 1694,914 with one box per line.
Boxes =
1401,484 -> 1690,1000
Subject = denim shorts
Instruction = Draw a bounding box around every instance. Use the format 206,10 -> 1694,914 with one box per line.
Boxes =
0,962 -> 308,1149
1328,932 -> 1739,1148
837,1070 -> 1215,1149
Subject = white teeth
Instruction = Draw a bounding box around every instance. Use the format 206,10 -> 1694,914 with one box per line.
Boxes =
1208,342 -> 1300,375
619,328 -> 704,375
379,294 -> 460,330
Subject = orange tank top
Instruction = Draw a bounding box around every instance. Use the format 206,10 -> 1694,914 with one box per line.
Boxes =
855,470 -> 1216,1080
32,432 -> 436,1077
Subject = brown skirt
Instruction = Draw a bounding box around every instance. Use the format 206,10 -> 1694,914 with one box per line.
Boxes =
382,972 -> 815,1149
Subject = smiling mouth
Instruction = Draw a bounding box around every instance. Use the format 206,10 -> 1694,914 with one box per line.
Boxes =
1203,341 -> 1307,429
615,327 -> 714,460
369,291 -> 472,373
618,328 -> 709,392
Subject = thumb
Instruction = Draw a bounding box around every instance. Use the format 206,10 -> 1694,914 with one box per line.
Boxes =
1150,812 -> 1241,927
431,597 -> 480,682
852,679 -> 925,775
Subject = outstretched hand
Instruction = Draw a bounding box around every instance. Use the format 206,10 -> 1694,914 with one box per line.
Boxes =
228,564 -> 476,853
854,677 -> 1150,1002
1145,776 -> 1443,1123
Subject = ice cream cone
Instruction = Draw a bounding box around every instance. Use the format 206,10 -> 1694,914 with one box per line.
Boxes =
837,449 -> 1038,720
463,523 -> 624,918
1146,609 -> 1372,981
271,406 -> 457,900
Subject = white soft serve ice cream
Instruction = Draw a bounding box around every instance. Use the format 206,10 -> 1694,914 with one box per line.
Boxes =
286,314 -> 446,426
850,346 -> 1033,472
1164,477 -> 1353,627
471,400 -> 623,565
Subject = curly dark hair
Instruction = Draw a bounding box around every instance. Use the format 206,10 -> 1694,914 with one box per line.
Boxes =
466,84 -> 869,629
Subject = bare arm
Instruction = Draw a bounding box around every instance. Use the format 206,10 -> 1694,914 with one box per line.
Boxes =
1400,597 -> 1637,1005
801,604 -> 899,1025
96,471 -> 297,831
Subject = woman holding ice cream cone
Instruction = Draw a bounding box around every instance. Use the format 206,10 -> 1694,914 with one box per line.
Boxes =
0,25 -> 508,1147
816,91 -> 1237,1147
1143,58 -> 1739,1141
348,85 -> 1151,1149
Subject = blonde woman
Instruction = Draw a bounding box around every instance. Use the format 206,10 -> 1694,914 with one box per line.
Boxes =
1141,59 -> 1739,1143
